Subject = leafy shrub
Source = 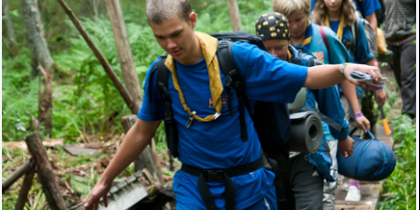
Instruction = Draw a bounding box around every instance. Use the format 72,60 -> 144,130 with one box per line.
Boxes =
378,115 -> 416,210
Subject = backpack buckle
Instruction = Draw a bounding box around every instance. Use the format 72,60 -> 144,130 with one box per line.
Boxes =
202,170 -> 225,182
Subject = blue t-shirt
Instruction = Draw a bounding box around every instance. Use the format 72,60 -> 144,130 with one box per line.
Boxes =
352,0 -> 382,17
139,41 -> 307,209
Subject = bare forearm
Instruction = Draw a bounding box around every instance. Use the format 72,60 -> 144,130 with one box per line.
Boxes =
340,80 -> 361,114
365,14 -> 378,34
304,64 -> 344,89
100,119 -> 161,183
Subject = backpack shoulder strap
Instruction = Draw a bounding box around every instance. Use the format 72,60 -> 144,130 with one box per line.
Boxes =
352,17 -> 359,52
319,25 -> 330,55
318,25 -> 331,63
301,106 -> 345,133
217,40 -> 251,141
155,56 -> 180,158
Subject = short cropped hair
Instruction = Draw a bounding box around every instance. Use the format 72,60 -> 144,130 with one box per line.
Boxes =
272,0 -> 311,17
146,0 -> 192,24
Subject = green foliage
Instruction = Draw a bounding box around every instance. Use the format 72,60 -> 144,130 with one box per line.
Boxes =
377,115 -> 416,210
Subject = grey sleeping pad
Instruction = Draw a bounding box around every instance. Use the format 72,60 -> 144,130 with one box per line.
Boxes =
288,110 -> 323,153
287,88 -> 307,112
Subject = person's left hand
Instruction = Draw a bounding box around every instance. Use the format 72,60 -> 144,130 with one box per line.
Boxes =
343,63 -> 383,87
338,136 -> 355,158
355,115 -> 370,132
375,88 -> 387,107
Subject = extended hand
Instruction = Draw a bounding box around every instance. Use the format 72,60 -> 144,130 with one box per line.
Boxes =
84,181 -> 111,210
343,63 -> 383,88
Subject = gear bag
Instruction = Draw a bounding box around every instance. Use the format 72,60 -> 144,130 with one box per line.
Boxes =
337,128 -> 396,181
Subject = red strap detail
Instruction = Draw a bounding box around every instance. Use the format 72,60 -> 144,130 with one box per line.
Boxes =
319,25 -> 330,56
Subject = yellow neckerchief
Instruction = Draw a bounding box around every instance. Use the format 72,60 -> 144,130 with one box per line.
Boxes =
164,31 -> 223,123
325,13 -> 345,41
301,20 -> 312,47
287,49 -> 293,63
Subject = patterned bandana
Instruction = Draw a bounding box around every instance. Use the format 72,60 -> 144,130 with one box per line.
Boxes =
255,12 -> 290,40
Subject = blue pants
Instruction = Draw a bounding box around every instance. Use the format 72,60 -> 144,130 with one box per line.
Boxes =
176,184 -> 277,210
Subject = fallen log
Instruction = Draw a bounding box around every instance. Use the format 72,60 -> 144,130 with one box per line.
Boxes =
2,159 -> 34,193
25,133 -> 67,210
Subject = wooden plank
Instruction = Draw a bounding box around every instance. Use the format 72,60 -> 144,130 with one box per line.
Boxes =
2,138 -> 64,150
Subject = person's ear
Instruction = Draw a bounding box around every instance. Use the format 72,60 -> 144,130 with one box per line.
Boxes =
189,12 -> 197,28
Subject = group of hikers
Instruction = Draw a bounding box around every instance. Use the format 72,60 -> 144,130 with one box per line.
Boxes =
83,0 -> 416,209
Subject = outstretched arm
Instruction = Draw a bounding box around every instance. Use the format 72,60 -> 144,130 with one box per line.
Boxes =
84,119 -> 161,210
303,63 -> 382,89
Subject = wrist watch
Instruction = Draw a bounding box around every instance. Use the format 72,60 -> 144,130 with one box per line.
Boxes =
340,63 -> 350,76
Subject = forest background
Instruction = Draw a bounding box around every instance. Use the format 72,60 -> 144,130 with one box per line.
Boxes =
2,0 -> 417,209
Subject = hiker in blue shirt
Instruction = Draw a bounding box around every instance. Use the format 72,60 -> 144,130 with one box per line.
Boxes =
84,0 -> 383,209
255,12 -> 354,210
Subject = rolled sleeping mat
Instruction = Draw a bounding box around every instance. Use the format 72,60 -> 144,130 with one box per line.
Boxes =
338,135 -> 396,181
288,111 -> 323,153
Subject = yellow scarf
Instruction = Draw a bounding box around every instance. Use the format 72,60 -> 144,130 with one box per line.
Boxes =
301,20 -> 312,47
164,32 -> 223,123
287,49 -> 293,63
325,13 -> 345,41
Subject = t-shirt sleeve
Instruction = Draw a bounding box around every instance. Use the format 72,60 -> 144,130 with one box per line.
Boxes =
231,42 -> 308,103
137,59 -> 165,122
354,18 -> 376,64
362,0 -> 382,17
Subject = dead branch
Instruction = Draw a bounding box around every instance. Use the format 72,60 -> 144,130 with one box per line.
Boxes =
56,0 -> 137,114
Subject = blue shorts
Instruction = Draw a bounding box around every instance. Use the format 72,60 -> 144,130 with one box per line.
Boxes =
175,183 -> 277,210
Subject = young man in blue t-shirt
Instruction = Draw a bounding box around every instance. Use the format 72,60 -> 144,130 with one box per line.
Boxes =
84,0 -> 383,209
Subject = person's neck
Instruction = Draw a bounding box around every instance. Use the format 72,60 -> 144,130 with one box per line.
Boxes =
291,35 -> 305,46
327,10 -> 341,21
180,36 -> 204,65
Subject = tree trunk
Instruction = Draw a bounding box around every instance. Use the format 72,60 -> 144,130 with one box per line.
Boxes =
22,0 -> 54,136
227,0 -> 242,31
2,0 -> 19,56
25,133 -> 67,210
105,0 -> 142,113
